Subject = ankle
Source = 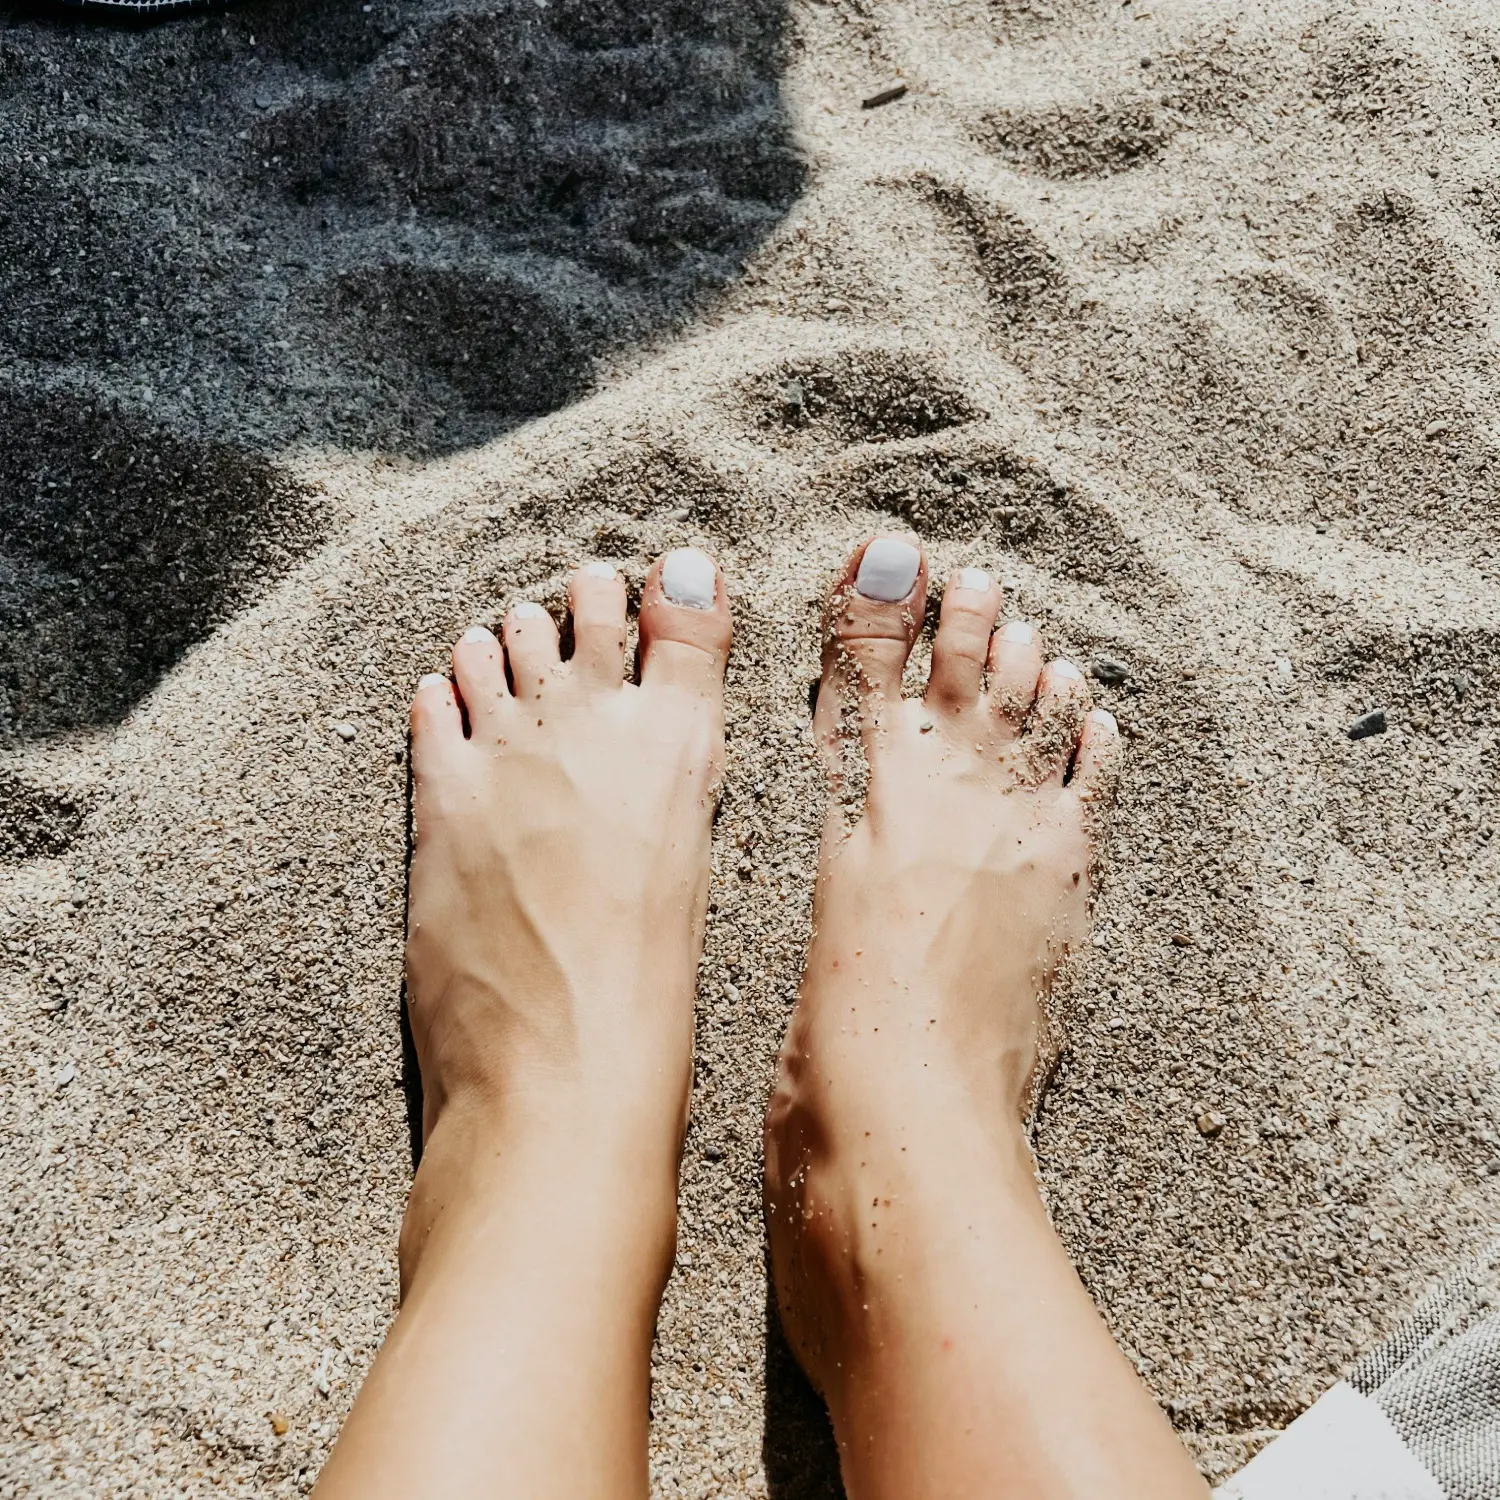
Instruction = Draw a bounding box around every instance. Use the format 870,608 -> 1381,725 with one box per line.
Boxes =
401,1094 -> 681,1297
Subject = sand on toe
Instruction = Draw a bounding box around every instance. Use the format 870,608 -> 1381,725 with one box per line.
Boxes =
3,0 -> 1500,1494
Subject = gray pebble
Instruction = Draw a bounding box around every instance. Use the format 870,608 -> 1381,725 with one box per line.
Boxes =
1347,709 -> 1388,741
333,722 -> 357,743
1088,657 -> 1130,686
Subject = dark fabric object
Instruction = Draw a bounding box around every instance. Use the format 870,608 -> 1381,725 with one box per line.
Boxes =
37,1 -> 230,11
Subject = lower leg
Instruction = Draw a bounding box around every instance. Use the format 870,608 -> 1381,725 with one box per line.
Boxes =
766,537 -> 1206,1499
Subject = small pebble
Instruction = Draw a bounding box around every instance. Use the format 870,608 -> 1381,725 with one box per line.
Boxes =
1171,932 -> 1194,948
269,1413 -> 288,1437
1424,419 -> 1450,439
861,82 -> 908,109
55,1062 -> 77,1089
1347,708 -> 1388,741
1088,657 -> 1130,686
704,1144 -> 724,1162
1196,1110 -> 1226,1138
333,722 -> 357,743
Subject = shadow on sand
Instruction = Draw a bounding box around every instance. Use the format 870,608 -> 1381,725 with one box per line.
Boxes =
0,0 -> 804,740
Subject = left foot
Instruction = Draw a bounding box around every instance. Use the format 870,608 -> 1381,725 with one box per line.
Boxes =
400,549 -> 731,1289
314,551 -> 731,1500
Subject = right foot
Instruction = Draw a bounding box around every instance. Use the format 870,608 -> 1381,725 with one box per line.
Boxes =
764,537 -> 1199,1498
766,536 -> 1120,1381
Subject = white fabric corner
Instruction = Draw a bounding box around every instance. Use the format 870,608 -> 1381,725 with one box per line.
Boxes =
1215,1381 -> 1446,1500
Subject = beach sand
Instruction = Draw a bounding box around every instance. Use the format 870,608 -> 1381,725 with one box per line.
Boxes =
3,0 -> 1500,1492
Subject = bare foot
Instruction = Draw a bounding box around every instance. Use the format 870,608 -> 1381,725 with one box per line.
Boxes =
402,548 -> 731,1288
315,549 -> 734,1500
765,538 -> 1202,1499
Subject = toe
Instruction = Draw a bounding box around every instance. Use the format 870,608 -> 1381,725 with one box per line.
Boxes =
926,567 -> 1002,712
637,548 -> 732,695
568,562 -> 628,688
451,625 -> 509,732
410,672 -> 464,777
503,601 -> 562,702
1029,658 -> 1090,785
985,618 -> 1044,735
820,533 -> 926,715
1071,708 -> 1124,800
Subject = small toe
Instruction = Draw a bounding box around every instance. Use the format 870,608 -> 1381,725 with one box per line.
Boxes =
503,602 -> 562,702
637,548 -> 732,695
451,625 -> 509,731
986,619 -> 1044,735
568,562 -> 628,687
410,672 -> 464,774
926,567 -> 1002,712
1071,708 -> 1124,800
1029,658 -> 1090,785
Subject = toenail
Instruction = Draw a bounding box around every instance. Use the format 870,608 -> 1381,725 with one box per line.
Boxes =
461,625 -> 493,643
511,602 -> 547,620
418,673 -> 448,690
855,538 -> 921,602
583,561 -> 617,580
956,567 -> 991,593
1000,620 -> 1034,644
661,548 -> 717,610
1089,708 -> 1119,733
1051,658 -> 1084,680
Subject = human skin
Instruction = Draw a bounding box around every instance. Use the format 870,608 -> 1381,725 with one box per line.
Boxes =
313,550 -> 732,1500
313,538 -> 1206,1500
764,536 -> 1209,1500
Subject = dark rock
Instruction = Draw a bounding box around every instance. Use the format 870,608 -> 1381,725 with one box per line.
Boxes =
1347,708 -> 1388,740
1088,656 -> 1130,686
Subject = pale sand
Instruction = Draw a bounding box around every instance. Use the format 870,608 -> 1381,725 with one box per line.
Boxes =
4,0 -> 1500,1493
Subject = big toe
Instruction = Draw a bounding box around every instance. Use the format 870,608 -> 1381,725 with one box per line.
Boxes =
637,548 -> 732,695
824,533 -> 926,692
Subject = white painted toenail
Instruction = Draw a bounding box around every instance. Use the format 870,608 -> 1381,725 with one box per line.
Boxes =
1051,658 -> 1084,679
511,602 -> 546,620
1089,709 -> 1119,733
418,673 -> 448,690
1000,620 -> 1034,644
855,538 -> 920,601
583,561 -> 617,580
957,567 -> 991,593
661,548 -> 716,609
461,625 -> 492,643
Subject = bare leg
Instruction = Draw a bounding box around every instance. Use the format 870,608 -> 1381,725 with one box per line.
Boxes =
315,550 -> 731,1500
764,538 -> 1207,1500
